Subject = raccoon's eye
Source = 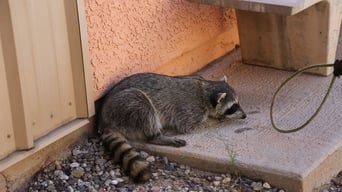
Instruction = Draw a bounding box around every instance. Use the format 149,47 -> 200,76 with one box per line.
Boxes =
225,103 -> 239,115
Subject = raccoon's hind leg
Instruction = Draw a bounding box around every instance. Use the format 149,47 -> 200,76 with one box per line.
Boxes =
101,129 -> 151,182
105,88 -> 186,147
130,91 -> 186,147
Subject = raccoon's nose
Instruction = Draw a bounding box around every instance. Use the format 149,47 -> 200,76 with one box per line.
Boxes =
241,113 -> 247,119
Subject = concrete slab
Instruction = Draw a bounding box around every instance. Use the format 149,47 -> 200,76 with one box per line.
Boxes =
187,0 -> 324,15
133,51 -> 342,192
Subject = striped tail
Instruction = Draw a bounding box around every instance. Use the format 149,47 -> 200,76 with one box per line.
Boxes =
101,130 -> 152,182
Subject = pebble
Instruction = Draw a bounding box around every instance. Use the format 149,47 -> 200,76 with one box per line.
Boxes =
70,162 -> 80,168
54,170 -> 69,180
214,176 -> 222,181
150,185 -> 161,192
111,179 -> 119,185
222,177 -> 231,184
152,172 -> 159,177
140,151 -> 149,158
163,156 -> 169,165
104,179 -> 111,186
71,167 -> 85,178
251,182 -> 263,191
213,181 -> 221,187
146,156 -> 156,162
40,180 -> 48,187
263,182 -> 271,189
72,149 -> 82,156
67,186 -> 74,192
55,161 -> 62,170
96,158 -> 107,165
109,170 -> 116,178
116,178 -> 124,183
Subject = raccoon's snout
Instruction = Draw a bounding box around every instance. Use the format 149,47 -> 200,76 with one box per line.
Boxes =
234,110 -> 246,119
241,113 -> 247,119
238,107 -> 247,119
224,102 -> 246,119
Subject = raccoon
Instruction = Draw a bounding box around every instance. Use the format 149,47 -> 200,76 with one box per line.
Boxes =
98,73 -> 246,182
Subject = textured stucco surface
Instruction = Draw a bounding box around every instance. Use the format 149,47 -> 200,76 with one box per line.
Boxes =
85,0 -> 237,99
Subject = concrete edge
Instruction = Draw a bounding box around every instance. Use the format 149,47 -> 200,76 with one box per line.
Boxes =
132,142 -> 303,191
307,142 -> 342,192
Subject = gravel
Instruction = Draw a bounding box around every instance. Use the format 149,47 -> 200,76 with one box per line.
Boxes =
25,136 -> 341,192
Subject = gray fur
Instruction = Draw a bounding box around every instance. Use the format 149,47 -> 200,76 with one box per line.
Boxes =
99,73 -> 246,147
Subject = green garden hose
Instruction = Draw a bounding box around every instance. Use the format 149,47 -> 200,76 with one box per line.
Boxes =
270,60 -> 342,133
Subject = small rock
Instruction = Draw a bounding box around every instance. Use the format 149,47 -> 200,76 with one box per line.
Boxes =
54,170 -> 69,180
48,180 -> 54,185
77,179 -> 85,186
70,162 -> 80,168
67,186 -> 74,192
72,149 -> 82,156
214,176 -> 222,181
46,185 -> 56,191
278,189 -> 286,192
111,180 -> 119,185
109,170 -> 116,178
251,182 -> 263,191
140,151 -> 149,158
191,177 -> 202,184
263,182 -> 271,189
152,173 -> 159,177
150,186 -> 161,192
104,179 -> 111,186
89,186 -> 97,192
163,156 -> 169,165
122,176 -> 130,182
71,167 -> 85,178
213,181 -> 221,187
55,161 -> 62,170
44,163 -> 56,173
40,180 -> 48,187
116,178 -> 124,183
96,158 -> 107,165
222,177 -> 231,184
146,156 -> 155,163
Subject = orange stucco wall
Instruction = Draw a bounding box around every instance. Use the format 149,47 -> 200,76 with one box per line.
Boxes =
85,0 -> 238,99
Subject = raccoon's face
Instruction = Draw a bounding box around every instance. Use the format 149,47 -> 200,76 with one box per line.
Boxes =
211,91 -> 246,120
217,93 -> 246,119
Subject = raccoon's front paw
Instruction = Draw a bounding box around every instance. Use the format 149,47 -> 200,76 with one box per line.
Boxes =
172,138 -> 186,147
148,135 -> 186,147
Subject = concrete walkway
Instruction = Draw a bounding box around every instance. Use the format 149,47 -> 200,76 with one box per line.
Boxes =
134,50 -> 342,192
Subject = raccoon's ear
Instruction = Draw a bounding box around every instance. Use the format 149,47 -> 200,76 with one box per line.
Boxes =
220,75 -> 228,83
217,93 -> 227,104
